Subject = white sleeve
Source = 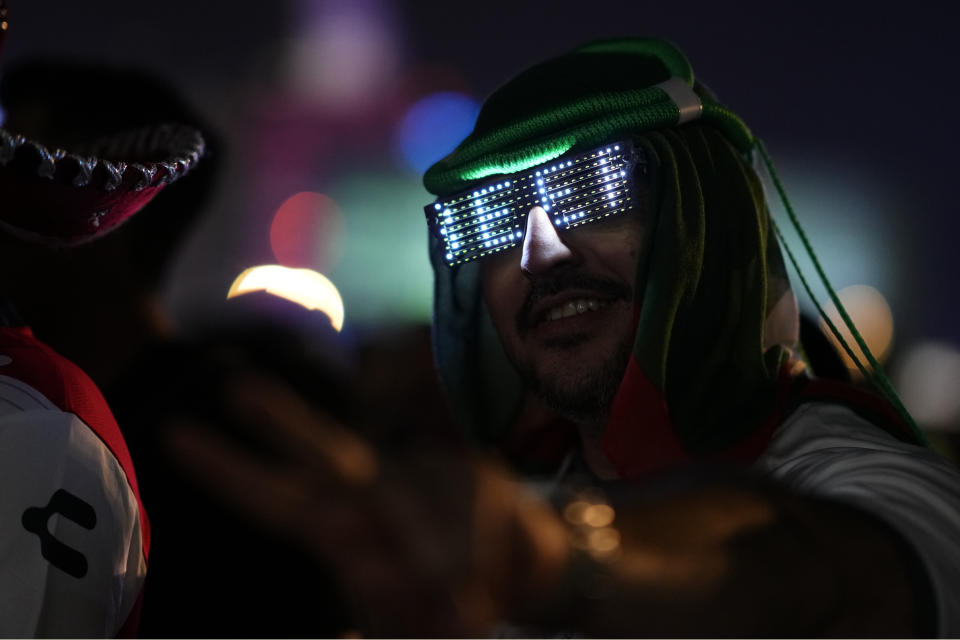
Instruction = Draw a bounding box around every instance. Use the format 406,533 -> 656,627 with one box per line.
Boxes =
754,402 -> 960,637
0,408 -> 146,638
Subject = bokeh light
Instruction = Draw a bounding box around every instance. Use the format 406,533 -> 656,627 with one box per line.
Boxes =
587,527 -> 621,556
820,284 -> 894,378
327,170 -> 434,324
227,264 -> 345,331
394,91 -> 480,173
269,191 -> 345,271
894,342 -> 960,432
767,157 -> 906,318
582,504 -> 616,528
287,0 -> 400,107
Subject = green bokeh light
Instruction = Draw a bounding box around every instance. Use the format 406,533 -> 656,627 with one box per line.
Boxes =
328,171 -> 434,326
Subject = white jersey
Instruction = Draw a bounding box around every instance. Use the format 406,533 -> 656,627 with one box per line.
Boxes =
755,401 -> 960,637
0,326 -> 147,637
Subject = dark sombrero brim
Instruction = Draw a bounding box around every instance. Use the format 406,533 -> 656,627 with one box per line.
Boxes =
0,123 -> 204,246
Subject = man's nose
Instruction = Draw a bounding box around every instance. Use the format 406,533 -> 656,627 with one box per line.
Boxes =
520,206 -> 578,277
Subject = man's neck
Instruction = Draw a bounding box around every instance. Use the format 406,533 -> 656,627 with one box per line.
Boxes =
576,422 -> 620,481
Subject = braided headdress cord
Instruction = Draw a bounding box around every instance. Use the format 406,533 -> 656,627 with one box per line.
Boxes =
755,140 -> 927,445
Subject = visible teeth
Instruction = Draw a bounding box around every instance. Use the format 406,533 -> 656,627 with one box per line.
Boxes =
543,298 -> 608,322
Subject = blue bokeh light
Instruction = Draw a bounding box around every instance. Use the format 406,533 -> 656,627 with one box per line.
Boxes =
394,91 -> 480,173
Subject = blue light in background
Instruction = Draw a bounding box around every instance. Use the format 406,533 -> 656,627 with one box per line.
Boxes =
394,91 -> 480,173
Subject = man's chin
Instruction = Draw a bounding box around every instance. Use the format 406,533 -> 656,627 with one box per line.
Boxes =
524,350 -> 631,427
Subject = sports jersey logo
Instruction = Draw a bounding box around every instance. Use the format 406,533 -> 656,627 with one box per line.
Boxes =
22,489 -> 97,578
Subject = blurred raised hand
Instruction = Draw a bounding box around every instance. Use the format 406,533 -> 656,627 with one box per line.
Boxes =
165,371 -> 570,637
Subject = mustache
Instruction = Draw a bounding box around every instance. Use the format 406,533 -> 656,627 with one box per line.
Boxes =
516,271 -> 633,331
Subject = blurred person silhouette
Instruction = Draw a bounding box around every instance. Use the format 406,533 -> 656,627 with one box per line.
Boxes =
170,37 -> 960,637
0,1 -> 205,634
1,54 -> 367,635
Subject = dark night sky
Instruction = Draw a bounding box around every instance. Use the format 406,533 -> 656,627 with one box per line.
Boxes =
3,0 -> 958,347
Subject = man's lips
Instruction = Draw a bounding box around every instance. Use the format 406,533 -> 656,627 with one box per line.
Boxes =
516,273 -> 632,334
526,291 -> 618,328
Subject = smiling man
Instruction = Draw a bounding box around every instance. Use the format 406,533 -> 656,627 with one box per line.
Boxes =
420,37 -> 960,635
156,35 -> 960,638
481,199 -> 644,422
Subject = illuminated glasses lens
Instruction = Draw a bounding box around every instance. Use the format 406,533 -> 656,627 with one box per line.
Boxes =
424,141 -> 640,266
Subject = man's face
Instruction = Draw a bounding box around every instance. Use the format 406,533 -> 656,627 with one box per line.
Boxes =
480,200 -> 645,425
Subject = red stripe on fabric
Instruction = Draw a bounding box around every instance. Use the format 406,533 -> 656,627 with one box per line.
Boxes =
601,358 -> 793,479
601,356 -> 688,479
0,326 -> 150,558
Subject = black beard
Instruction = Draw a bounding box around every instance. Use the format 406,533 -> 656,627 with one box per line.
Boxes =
509,327 -> 634,428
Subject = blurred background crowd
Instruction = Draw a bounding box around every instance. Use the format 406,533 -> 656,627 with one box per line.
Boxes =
2,0 -> 958,635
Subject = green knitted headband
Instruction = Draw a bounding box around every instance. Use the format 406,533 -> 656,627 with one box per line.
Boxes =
423,38 -> 753,196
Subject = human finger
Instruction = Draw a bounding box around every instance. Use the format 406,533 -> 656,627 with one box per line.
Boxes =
165,419 -> 319,532
225,371 -> 378,486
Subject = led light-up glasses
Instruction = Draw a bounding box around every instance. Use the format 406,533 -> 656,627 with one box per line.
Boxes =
424,140 -> 643,266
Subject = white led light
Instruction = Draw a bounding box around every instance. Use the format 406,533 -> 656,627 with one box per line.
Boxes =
450,233 -> 458,240
539,188 -> 545,194
567,161 -> 572,166
606,148 -> 611,153
434,203 -> 442,210
565,188 -> 571,194
473,191 -> 479,197
549,193 -> 555,199
483,232 -> 489,238
517,230 -> 523,237
505,180 -> 511,186
443,209 -> 452,216
555,219 -> 561,225
579,212 -> 585,218
452,242 -> 461,249
544,204 -> 550,211
615,145 -> 620,150
494,238 -> 500,245
620,171 -> 626,177
446,252 -> 453,260
608,193 -> 614,199
440,228 -> 447,235
480,224 -> 487,231
552,165 -> 557,172
600,158 -> 607,165
445,219 -> 454,225
484,241 -> 491,247
481,188 -> 487,195
541,197 -> 548,203
537,179 -> 543,185
496,211 -> 502,217
509,233 -> 515,240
